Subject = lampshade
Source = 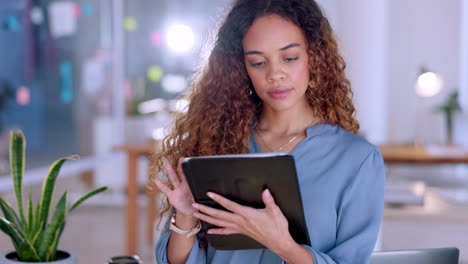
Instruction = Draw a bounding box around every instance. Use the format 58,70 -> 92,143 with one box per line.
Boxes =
414,71 -> 444,97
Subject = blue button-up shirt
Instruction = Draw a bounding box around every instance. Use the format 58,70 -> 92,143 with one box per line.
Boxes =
155,123 -> 385,264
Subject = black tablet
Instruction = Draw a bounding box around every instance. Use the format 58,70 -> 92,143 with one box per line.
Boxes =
182,153 -> 310,250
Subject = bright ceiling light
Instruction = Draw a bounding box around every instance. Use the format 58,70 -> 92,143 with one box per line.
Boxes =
166,24 -> 194,54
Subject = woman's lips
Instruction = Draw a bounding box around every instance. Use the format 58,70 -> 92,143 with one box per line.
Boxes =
267,88 -> 292,99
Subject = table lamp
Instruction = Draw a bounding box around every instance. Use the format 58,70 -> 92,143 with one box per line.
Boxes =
413,67 -> 444,144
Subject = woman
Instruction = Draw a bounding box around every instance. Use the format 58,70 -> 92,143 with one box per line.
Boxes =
154,0 -> 385,263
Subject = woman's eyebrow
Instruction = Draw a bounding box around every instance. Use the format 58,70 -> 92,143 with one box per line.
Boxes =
244,43 -> 301,55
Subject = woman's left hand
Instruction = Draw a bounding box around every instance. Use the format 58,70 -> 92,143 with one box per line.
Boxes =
192,189 -> 295,253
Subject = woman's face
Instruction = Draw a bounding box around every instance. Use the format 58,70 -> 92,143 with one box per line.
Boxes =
242,14 -> 310,112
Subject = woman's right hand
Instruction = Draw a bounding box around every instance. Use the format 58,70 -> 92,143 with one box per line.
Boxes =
154,157 -> 196,216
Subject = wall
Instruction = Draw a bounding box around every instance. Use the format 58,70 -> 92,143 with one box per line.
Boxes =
457,0 -> 468,147
316,0 -> 338,28
335,0 -> 389,144
328,0 -> 463,146
460,0 -> 468,110
387,0 -> 461,145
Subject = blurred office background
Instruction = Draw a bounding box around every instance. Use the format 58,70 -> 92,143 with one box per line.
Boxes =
0,0 -> 467,263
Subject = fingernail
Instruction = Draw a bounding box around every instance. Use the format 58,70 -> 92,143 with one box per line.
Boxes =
265,189 -> 271,197
207,230 -> 213,234
207,192 -> 214,198
193,212 -> 200,218
192,203 -> 199,209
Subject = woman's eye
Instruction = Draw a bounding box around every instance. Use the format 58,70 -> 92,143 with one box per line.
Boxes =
285,57 -> 299,62
251,61 -> 265,67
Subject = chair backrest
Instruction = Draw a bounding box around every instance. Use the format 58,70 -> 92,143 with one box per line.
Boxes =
370,247 -> 459,264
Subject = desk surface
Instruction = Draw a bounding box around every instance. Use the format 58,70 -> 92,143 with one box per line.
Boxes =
378,144 -> 468,164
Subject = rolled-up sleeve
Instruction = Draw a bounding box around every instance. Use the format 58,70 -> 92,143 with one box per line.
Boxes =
155,215 -> 207,264
283,149 -> 385,264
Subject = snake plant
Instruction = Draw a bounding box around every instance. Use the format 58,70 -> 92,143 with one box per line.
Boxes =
0,131 -> 108,262
435,91 -> 462,145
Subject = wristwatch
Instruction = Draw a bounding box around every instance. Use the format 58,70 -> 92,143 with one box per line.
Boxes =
169,214 -> 202,238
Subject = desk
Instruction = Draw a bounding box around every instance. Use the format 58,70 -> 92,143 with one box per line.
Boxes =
382,189 -> 468,262
114,144 -> 155,255
379,145 -> 468,262
379,144 -> 468,207
379,145 -> 468,164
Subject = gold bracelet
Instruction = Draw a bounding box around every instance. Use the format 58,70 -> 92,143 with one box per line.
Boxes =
169,213 -> 202,238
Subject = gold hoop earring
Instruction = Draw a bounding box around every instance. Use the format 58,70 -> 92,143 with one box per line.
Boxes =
308,80 -> 316,89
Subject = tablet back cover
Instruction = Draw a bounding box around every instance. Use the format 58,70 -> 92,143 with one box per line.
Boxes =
182,153 -> 310,250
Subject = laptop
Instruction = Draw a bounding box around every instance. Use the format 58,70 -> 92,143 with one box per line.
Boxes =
370,247 -> 459,264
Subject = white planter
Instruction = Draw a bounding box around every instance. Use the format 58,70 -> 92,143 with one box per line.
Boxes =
0,250 -> 77,264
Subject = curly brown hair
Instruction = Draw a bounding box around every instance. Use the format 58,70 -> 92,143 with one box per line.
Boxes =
152,0 -> 359,219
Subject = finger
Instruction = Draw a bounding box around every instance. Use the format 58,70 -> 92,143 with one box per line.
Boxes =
207,227 -> 239,235
164,163 -> 181,187
262,189 -> 278,210
154,179 -> 173,195
176,157 -> 188,184
192,202 -> 240,222
207,192 -> 245,215
193,212 -> 236,229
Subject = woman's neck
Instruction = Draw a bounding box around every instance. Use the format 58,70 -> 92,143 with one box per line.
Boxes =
257,102 -> 319,136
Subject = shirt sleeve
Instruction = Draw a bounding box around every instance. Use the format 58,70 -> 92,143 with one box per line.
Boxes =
155,214 -> 208,264
284,149 -> 386,264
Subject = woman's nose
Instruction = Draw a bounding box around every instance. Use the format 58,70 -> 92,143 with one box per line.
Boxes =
267,64 -> 286,83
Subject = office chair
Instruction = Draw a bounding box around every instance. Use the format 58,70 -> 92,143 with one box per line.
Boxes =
370,247 -> 459,264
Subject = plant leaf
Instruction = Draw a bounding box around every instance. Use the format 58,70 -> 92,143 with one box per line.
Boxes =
29,202 -> 43,247
0,217 -> 25,250
9,131 -> 27,228
31,228 -> 41,243
38,155 -> 78,230
70,186 -> 108,212
0,197 -> 22,230
37,192 -> 68,261
45,223 -> 63,261
34,202 -> 41,232
16,239 -> 41,262
49,221 -> 66,261
29,202 -> 42,244
27,189 -> 34,239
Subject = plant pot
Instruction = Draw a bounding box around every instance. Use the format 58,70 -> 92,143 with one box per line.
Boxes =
0,250 -> 77,264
